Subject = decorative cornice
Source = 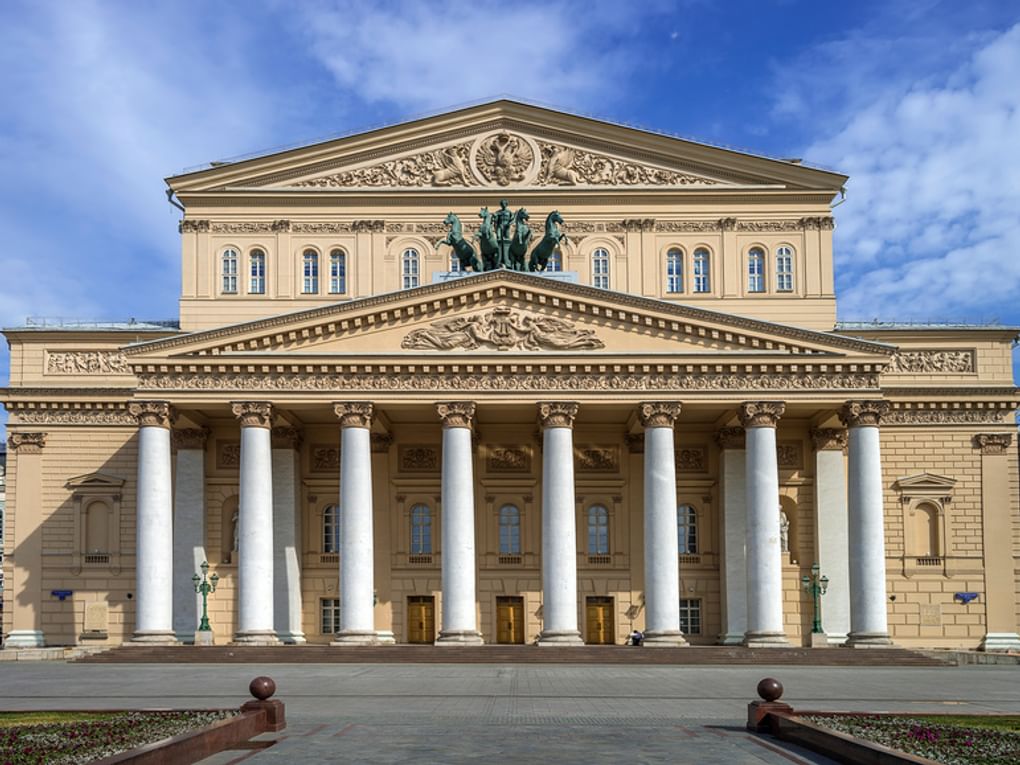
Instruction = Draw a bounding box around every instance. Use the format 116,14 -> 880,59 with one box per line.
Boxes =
334,402 -> 373,429
538,401 -> 579,429
5,401 -> 136,425
715,427 -> 745,450
231,401 -> 274,429
810,428 -> 848,452
129,401 -> 175,429
136,369 -> 881,393
973,433 -> 1013,455
271,426 -> 303,449
8,432 -> 46,453
172,427 -> 209,450
638,402 -> 681,428
738,401 -> 785,428
371,433 -> 394,453
436,401 -> 476,429
839,400 -> 890,428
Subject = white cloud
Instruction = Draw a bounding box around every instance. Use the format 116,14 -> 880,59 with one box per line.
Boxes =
790,23 -> 1020,321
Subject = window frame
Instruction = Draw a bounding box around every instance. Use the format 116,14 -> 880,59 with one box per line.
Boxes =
320,597 -> 341,635
775,244 -> 794,292
402,248 -> 420,289
302,248 -> 320,294
591,247 -> 610,289
547,248 -> 563,272
410,502 -> 432,555
747,247 -> 766,293
249,248 -> 266,295
666,247 -> 684,294
498,504 -> 521,555
329,248 -> 347,295
693,247 -> 711,293
679,598 -> 702,635
323,504 -> 341,554
587,504 -> 610,555
677,504 -> 698,554
221,248 -> 239,294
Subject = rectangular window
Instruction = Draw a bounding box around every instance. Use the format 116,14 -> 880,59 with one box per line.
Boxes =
679,598 -> 701,635
321,598 -> 340,634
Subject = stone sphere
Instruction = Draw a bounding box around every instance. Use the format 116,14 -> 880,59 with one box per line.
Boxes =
756,677 -> 783,702
249,676 -> 276,701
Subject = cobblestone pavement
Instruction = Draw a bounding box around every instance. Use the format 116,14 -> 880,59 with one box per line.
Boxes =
2,662 -> 1018,763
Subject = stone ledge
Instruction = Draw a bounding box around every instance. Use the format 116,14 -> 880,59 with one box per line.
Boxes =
0,646 -> 110,661
766,711 -> 941,765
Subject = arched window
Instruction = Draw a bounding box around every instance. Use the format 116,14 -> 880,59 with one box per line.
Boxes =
302,249 -> 319,294
547,248 -> 563,272
323,504 -> 341,553
221,249 -> 238,294
776,245 -> 794,291
747,247 -> 766,293
402,248 -> 420,289
677,504 -> 698,554
499,504 -> 521,555
666,248 -> 684,293
329,249 -> 347,294
693,248 -> 711,293
249,249 -> 266,294
587,505 -> 609,555
410,503 -> 432,554
591,247 -> 610,289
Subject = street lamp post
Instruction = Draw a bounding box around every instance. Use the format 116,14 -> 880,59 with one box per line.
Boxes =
192,560 -> 220,633
801,562 -> 829,635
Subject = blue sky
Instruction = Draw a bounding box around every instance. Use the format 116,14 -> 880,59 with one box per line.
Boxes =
1,0 -> 1019,435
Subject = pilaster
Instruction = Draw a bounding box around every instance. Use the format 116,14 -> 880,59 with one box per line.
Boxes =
5,433 -> 48,648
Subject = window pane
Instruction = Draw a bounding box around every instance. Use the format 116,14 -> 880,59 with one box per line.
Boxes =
677,504 -> 697,554
679,598 -> 701,635
303,250 -> 319,293
693,248 -> 710,292
321,598 -> 340,634
548,249 -> 562,272
222,249 -> 238,294
587,505 -> 609,554
748,249 -> 765,292
323,504 -> 341,553
666,249 -> 683,293
776,246 -> 793,291
330,249 -> 347,294
499,504 -> 521,554
249,250 -> 265,294
592,248 -> 609,289
411,503 -> 432,554
403,249 -> 420,289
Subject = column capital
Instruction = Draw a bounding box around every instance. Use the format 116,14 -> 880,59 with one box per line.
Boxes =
839,400 -> 889,428
231,401 -> 274,429
172,427 -> 209,451
436,402 -> 476,430
333,401 -> 373,429
129,401 -> 175,429
638,402 -> 682,429
811,427 -> 848,452
738,401 -> 785,429
271,426 -> 303,449
537,402 -> 578,429
7,432 -> 47,453
973,433 -> 1013,455
714,427 -> 746,450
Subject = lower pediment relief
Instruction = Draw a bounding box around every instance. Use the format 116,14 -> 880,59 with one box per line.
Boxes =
401,307 -> 603,352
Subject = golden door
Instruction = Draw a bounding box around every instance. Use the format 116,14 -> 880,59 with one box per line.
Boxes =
496,597 -> 525,644
585,597 -> 614,645
407,596 -> 435,643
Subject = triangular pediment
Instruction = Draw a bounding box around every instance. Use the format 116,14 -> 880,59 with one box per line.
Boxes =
65,472 -> 126,490
167,101 -> 846,194
127,271 -> 890,362
894,473 -> 958,492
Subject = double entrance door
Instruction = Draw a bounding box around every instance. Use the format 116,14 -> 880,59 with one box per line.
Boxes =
585,596 -> 615,644
496,596 -> 525,644
407,596 -> 435,643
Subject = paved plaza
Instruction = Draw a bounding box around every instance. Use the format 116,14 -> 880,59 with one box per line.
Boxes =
2,661 -> 1019,763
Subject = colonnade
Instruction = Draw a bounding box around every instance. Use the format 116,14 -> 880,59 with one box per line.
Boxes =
128,398 -> 893,647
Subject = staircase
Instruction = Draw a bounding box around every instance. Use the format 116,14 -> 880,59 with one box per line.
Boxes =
77,644 -> 948,666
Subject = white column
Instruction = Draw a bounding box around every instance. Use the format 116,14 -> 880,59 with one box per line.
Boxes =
537,402 -> 583,646
841,401 -> 892,647
129,402 -> 176,644
231,402 -> 279,645
172,428 -> 208,643
740,401 -> 788,647
640,402 -> 687,647
272,427 -> 305,644
717,427 -> 747,645
435,402 -> 483,645
811,428 -> 851,645
332,402 -> 379,645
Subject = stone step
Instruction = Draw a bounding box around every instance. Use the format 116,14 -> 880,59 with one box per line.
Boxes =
77,644 -> 949,666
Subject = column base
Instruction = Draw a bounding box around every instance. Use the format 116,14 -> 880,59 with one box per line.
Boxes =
330,630 -> 381,646
3,630 -> 46,648
537,629 -> 584,646
979,632 -> 1020,652
435,630 -> 485,646
743,631 -> 789,648
277,631 -> 307,645
643,630 -> 688,647
231,630 -> 280,646
845,631 -> 894,648
127,630 -> 179,645
717,632 -> 746,646
809,632 -> 832,648
376,630 -> 397,645
194,630 -> 215,646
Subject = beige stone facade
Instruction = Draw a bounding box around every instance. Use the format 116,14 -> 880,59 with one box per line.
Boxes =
2,101 -> 1018,650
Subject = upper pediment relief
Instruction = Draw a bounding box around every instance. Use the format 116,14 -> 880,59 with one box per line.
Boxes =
276,131 -> 731,190
127,271 -> 891,362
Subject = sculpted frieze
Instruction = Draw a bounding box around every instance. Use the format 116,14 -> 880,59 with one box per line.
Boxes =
882,408 -> 1011,425
211,222 -> 273,234
535,142 -> 716,187
654,220 -> 721,233
575,446 -> 619,472
9,407 -> 136,426
487,446 -> 530,472
401,307 -> 604,352
293,141 -> 476,188
46,351 -> 131,375
137,370 -> 880,393
885,350 -> 975,374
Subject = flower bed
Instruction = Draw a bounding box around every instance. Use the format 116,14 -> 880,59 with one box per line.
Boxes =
801,714 -> 1020,765
0,710 -> 237,765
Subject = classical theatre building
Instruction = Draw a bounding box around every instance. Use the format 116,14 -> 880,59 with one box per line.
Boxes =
2,101 -> 1018,651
